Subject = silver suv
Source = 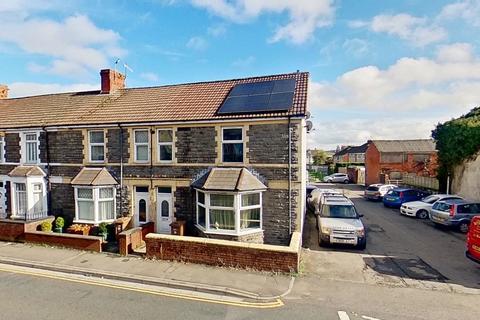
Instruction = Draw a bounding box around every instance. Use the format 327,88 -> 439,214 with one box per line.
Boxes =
323,173 -> 349,184
317,195 -> 366,249
430,199 -> 480,233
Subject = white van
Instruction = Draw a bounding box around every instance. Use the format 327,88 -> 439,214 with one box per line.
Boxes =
317,195 -> 366,250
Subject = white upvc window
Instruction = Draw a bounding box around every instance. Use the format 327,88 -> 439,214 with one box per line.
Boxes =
15,183 -> 27,216
222,127 -> 244,163
74,186 -> 116,224
157,129 -> 173,162
134,129 -> 150,162
32,183 -> 44,214
22,132 -> 39,164
195,190 -> 262,235
0,136 -> 4,163
89,131 -> 105,162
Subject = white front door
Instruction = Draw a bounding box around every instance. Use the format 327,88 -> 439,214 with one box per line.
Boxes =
0,181 -> 5,218
156,189 -> 173,234
134,186 -> 150,226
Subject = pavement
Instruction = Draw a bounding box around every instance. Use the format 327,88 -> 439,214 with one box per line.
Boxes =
0,241 -> 293,302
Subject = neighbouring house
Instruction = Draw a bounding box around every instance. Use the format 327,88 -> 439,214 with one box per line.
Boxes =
365,139 -> 438,186
0,69 -> 309,246
333,143 -> 368,166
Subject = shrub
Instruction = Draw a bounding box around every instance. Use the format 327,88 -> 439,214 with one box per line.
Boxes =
98,222 -> 108,235
55,217 -> 65,229
41,221 -> 52,232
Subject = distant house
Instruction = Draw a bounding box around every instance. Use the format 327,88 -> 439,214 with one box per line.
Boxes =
365,140 -> 438,186
333,143 -> 368,165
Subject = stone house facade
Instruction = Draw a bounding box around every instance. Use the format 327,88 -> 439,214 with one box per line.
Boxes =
0,69 -> 309,246
365,139 -> 438,186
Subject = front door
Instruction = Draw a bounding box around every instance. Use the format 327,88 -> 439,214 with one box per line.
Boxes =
156,187 -> 173,234
134,186 -> 149,227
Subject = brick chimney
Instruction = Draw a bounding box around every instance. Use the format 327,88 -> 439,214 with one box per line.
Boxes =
0,85 -> 8,99
100,69 -> 125,94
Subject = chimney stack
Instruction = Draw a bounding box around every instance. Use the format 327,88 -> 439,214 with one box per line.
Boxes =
0,85 -> 8,99
100,69 -> 125,94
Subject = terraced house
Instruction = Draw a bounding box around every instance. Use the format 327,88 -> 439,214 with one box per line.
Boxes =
0,69 -> 309,246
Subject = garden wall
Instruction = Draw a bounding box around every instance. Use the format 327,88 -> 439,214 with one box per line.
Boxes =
0,217 -> 54,242
24,231 -> 103,252
145,231 -> 301,273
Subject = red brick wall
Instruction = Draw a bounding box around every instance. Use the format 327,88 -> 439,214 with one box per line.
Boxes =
24,231 -> 102,252
0,217 -> 54,242
118,227 -> 143,256
145,233 -> 300,273
365,143 -> 381,185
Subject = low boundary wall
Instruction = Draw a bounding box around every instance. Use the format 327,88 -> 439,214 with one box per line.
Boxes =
145,231 -> 301,273
118,227 -> 143,256
24,231 -> 103,252
0,217 -> 54,242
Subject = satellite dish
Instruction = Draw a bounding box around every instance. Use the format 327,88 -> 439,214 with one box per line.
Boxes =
306,120 -> 313,132
305,111 -> 311,119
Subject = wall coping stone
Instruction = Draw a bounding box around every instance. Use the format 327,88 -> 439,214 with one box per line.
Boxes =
25,230 -> 103,241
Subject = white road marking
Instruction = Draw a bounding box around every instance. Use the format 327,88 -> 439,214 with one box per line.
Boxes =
362,316 -> 382,320
338,311 -> 351,320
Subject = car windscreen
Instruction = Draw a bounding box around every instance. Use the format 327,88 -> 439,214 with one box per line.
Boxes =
321,204 -> 358,218
422,195 -> 439,204
366,186 -> 379,191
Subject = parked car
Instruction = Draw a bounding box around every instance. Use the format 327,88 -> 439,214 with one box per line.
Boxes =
430,199 -> 480,233
364,184 -> 397,201
466,216 -> 480,264
317,195 -> 366,250
323,173 -> 349,184
307,188 -> 342,212
383,188 -> 429,208
400,194 -> 463,219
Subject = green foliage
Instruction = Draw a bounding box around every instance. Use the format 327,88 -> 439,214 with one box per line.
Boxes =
98,222 -> 108,235
311,149 -> 329,165
41,221 -> 52,232
432,107 -> 480,172
55,217 -> 65,229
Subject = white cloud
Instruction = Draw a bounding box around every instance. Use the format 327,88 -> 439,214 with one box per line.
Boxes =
140,72 -> 160,82
207,24 -> 227,37
9,82 -> 98,98
232,56 -> 255,68
438,0 -> 480,27
190,0 -> 335,44
186,36 -> 208,51
437,42 -> 475,62
342,38 -> 369,58
352,13 -> 447,46
0,11 -> 125,77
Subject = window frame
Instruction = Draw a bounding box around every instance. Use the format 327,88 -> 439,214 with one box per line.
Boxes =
133,129 -> 150,163
74,186 -> 116,224
0,136 -> 4,163
221,127 -> 244,163
157,129 -> 174,163
88,130 -> 106,163
22,132 -> 40,164
14,182 -> 27,216
195,190 -> 262,235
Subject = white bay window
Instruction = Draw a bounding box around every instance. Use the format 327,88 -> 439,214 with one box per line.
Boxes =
196,190 -> 262,234
75,187 -> 116,223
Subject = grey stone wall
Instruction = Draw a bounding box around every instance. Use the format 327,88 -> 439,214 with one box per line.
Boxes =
50,183 -> 75,225
116,185 -> 130,217
5,133 -> 20,163
49,166 -> 82,177
47,131 -> 84,163
107,129 -> 129,163
176,127 -> 217,163
0,165 -> 16,175
123,166 -> 209,180
262,188 -> 298,245
174,187 -> 195,235
248,123 -> 299,164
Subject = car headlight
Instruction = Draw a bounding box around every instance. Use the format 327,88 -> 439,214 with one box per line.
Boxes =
355,229 -> 365,237
321,226 -> 332,235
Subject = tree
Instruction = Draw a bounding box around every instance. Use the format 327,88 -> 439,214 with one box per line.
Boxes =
312,149 -> 329,165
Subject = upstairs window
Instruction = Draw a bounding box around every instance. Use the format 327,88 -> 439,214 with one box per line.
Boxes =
89,131 -> 105,162
158,129 -> 173,162
0,136 -> 4,163
222,127 -> 243,163
134,129 -> 150,162
23,132 -> 39,164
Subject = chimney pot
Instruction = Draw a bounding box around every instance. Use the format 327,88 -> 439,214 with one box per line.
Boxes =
0,85 -> 8,99
100,69 -> 125,94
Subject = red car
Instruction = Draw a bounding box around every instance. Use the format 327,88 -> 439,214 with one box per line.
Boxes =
466,216 -> 480,264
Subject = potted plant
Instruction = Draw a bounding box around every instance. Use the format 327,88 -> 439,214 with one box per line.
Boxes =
67,224 -> 91,235
41,221 -> 52,232
98,222 -> 108,241
54,217 -> 64,233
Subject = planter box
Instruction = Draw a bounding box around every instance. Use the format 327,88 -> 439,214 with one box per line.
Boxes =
66,226 -> 91,236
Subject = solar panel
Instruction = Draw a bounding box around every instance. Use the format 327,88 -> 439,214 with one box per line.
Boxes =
217,79 -> 296,114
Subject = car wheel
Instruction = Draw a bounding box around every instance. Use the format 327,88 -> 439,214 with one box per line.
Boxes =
416,209 -> 429,219
459,222 -> 469,233
327,179 -> 332,183
319,237 -> 329,247
357,240 -> 366,250
343,179 -> 349,184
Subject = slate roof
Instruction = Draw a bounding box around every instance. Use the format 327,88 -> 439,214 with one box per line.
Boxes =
371,139 -> 436,153
192,168 -> 267,192
8,166 -> 46,177
71,168 -> 117,186
348,143 -> 368,154
0,72 -> 309,129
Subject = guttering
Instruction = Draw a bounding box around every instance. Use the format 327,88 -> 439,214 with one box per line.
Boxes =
1,116 -> 306,132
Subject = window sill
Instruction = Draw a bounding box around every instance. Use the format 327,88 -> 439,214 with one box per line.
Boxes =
195,224 -> 263,236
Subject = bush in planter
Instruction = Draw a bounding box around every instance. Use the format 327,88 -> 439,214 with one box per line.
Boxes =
41,221 -> 52,232
98,222 -> 108,240
54,217 -> 65,233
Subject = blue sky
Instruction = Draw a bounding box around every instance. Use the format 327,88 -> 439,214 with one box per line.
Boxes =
1,0 -> 480,149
